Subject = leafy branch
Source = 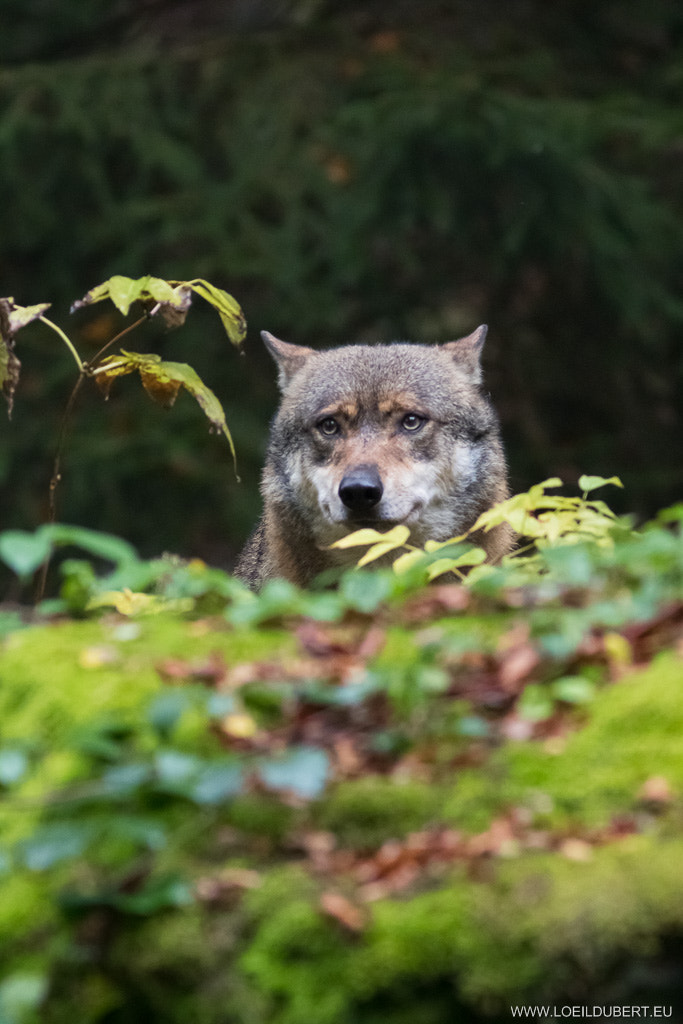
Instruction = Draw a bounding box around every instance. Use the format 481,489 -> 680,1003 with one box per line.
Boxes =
0,274 -> 246,598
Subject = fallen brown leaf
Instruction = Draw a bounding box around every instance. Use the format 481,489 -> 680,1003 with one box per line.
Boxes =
319,892 -> 366,932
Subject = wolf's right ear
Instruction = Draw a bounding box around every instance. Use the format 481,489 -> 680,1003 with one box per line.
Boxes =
442,325 -> 488,385
261,331 -> 316,390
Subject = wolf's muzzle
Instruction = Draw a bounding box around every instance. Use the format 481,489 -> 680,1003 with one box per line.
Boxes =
338,464 -> 383,513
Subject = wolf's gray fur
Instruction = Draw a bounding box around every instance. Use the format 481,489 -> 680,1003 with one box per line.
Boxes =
234,328 -> 513,588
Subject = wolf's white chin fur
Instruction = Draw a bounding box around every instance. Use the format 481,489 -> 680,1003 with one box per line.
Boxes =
308,443 -> 480,547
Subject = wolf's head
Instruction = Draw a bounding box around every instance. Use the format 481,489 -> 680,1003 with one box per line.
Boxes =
260,329 -> 508,560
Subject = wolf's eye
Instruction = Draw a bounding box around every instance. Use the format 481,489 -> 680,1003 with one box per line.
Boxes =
318,417 -> 340,436
401,413 -> 426,432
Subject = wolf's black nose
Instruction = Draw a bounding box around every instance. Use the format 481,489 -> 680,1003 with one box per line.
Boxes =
339,465 -> 384,512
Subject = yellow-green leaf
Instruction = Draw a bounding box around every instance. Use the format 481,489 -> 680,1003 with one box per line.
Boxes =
423,535 -> 467,552
184,279 -> 247,347
72,275 -> 246,343
391,549 -> 426,574
331,526 -> 405,550
92,350 -> 236,465
8,302 -> 52,331
71,275 -> 190,320
425,546 -> 487,580
0,298 -> 51,417
426,558 -> 463,581
578,474 -> 624,493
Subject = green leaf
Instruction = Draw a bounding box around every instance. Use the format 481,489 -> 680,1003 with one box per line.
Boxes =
330,526 -> 400,549
415,665 -> 450,694
184,279 -> 247,347
110,874 -> 193,916
71,275 -> 186,319
18,822 -> 94,871
71,275 -> 246,343
0,610 -> 24,640
579,474 -> 624,493
0,295 -> 52,412
92,350 -> 236,464
329,524 -> 411,567
391,549 -> 427,575
425,544 -> 487,580
191,763 -> 244,805
0,529 -> 52,579
258,746 -> 330,799
0,748 -> 29,786
517,683 -> 554,723
356,532 -> 411,567
456,716 -> 491,738
45,523 -> 137,565
100,763 -> 151,796
0,973 -> 49,1022
146,691 -> 195,736
109,815 -> 167,852
551,675 -> 596,704
340,569 -> 395,612
154,750 -> 201,787
206,692 -> 237,718
10,304 -> 51,330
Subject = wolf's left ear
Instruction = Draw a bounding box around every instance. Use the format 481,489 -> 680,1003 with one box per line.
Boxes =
261,331 -> 316,390
442,325 -> 488,384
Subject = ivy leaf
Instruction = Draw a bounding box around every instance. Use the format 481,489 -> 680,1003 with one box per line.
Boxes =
0,748 -> 29,786
18,821 -> 94,871
191,763 -> 244,805
258,746 -> 330,800
92,350 -> 236,463
0,974 -> 49,1022
339,569 -> 395,612
0,529 -> 53,579
44,523 -> 137,565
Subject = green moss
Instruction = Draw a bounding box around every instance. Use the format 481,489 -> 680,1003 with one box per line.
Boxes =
107,907 -> 243,1024
227,795 -> 296,841
0,612 -> 294,976
461,834 -> 683,1007
503,653 -> 683,826
237,836 -> 683,1023
316,777 -> 443,849
441,770 -> 507,833
436,653 -> 683,833
0,615 -> 291,749
0,872 -> 61,947
242,869 -> 356,1024
2,571 -> 683,1021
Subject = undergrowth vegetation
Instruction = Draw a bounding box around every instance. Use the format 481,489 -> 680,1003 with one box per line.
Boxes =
0,481 -> 682,1022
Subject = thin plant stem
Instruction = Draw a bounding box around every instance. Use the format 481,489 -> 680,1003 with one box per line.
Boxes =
34,314 -> 147,602
87,314 -> 147,368
39,316 -> 83,372
35,374 -> 86,602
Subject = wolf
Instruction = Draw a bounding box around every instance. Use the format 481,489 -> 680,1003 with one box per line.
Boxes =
234,327 -> 513,589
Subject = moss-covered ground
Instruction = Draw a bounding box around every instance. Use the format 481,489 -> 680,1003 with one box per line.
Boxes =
0,511 -> 682,1023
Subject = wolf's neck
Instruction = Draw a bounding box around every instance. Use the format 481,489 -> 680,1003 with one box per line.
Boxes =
262,504 -> 329,587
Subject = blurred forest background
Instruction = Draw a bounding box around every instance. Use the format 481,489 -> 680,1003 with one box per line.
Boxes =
1,0 -> 682,567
